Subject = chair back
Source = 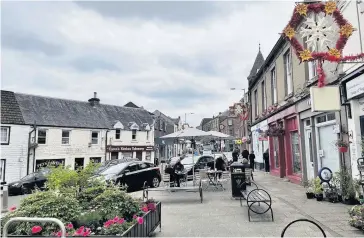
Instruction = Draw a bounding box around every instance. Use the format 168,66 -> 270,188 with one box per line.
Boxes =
199,169 -> 208,180
162,174 -> 171,187
244,168 -> 252,182
221,171 -> 230,180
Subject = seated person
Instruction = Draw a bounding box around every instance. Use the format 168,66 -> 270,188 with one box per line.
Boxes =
173,159 -> 185,187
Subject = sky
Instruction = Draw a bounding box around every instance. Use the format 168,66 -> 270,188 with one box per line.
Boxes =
1,0 -> 295,127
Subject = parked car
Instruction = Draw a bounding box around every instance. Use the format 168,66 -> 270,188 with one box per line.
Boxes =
181,155 -> 215,175
94,157 -> 138,174
95,161 -> 161,192
167,156 -> 181,167
8,169 -> 51,196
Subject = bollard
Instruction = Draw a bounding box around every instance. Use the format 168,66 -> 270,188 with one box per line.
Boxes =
1,181 -> 9,213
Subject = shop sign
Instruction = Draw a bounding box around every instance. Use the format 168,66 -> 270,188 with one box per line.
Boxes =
346,74 -> 364,100
258,137 -> 268,141
35,159 -> 65,170
107,145 -> 154,152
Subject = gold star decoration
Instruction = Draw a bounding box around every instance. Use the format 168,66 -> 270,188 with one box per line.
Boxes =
325,1 -> 337,15
283,26 -> 295,40
328,48 -> 341,58
299,49 -> 313,62
295,4 -> 308,16
340,24 -> 354,37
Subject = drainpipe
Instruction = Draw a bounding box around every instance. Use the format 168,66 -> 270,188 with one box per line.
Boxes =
356,0 -> 363,53
26,124 -> 36,175
105,130 -> 110,161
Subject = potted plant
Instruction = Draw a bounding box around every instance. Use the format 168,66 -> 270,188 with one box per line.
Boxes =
331,172 -> 343,202
335,139 -> 349,153
313,177 -> 324,201
337,169 -> 358,205
305,179 -> 315,199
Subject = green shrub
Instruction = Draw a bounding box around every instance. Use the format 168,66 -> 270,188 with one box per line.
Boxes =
46,166 -> 79,190
78,184 -> 106,208
74,211 -> 103,231
91,186 -> 141,221
1,190 -> 82,235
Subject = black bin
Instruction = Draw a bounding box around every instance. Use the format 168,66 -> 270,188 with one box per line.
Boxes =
230,162 -> 247,198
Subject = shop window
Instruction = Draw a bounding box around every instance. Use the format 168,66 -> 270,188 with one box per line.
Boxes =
122,152 -> 133,158
273,137 -> 279,168
327,113 -> 336,121
90,157 -> 101,163
1,127 -> 10,144
75,158 -> 84,170
291,131 -> 302,174
145,151 -> 151,161
316,115 -> 326,124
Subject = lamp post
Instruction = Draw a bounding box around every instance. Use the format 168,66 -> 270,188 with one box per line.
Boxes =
184,112 -> 194,125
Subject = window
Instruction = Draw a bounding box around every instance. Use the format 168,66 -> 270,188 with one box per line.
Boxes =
1,127 -> 10,144
305,119 -> 311,126
90,157 -> 101,163
127,163 -> 139,172
254,89 -> 258,117
115,129 -> 121,139
62,130 -> 70,144
146,131 -> 150,140
327,113 -> 336,121
228,119 -> 233,126
164,122 -> 167,131
271,68 -> 277,104
229,129 -> 234,136
37,129 -> 47,144
0,159 -> 6,181
145,152 -> 152,161
273,137 -> 279,168
132,129 -> 137,140
159,120 -> 162,131
308,60 -> 317,80
284,50 -> 293,95
75,158 -> 84,170
139,162 -> 150,169
261,81 -> 266,111
291,132 -> 302,174
91,131 -> 99,144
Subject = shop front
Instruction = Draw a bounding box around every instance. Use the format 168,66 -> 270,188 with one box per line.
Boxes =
106,145 -> 155,162
251,120 -> 268,170
343,65 -> 364,179
35,159 -> 65,171
267,105 -> 302,184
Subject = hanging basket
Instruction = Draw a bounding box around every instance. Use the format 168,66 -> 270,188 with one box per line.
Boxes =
338,147 -> 348,153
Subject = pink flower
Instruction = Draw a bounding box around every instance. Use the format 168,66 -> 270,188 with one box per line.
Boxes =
66,223 -> 74,229
117,218 -> 125,224
133,214 -> 137,219
9,205 -> 16,212
83,228 -> 91,237
137,217 -> 144,225
74,226 -> 85,236
141,206 -> 148,212
31,225 -> 42,234
113,216 -> 120,222
147,203 -> 156,211
104,220 -> 112,228
56,231 -> 62,237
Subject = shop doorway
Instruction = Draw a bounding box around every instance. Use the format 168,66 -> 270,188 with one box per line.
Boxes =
136,151 -> 142,160
360,116 -> 364,137
111,152 -> 118,160
75,158 -> 84,170
305,129 -> 314,180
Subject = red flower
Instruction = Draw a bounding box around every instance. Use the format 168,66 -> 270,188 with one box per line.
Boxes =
141,206 -> 148,212
56,231 -> 62,237
31,226 -> 42,234
9,205 -> 16,212
133,214 -> 137,219
74,226 -> 85,236
147,203 -> 156,211
66,223 -> 73,229
137,217 -> 144,225
117,218 -> 125,224
104,220 -> 112,228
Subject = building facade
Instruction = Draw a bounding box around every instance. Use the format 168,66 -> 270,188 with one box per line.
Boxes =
1,91 -> 155,182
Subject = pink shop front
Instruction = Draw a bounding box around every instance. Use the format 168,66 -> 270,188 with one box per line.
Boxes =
267,105 -> 303,184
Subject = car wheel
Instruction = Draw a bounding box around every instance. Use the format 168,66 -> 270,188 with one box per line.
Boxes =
151,177 -> 160,188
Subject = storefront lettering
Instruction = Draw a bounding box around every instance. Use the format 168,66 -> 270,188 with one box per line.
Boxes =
346,74 -> 364,100
107,146 -> 154,152
35,159 -> 65,170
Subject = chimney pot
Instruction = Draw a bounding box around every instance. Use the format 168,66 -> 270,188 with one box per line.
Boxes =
94,92 -> 97,98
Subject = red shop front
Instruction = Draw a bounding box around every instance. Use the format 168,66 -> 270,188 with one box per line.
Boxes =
267,105 -> 302,184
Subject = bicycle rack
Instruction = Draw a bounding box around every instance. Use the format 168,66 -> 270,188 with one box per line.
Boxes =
281,218 -> 326,237
2,217 -> 66,238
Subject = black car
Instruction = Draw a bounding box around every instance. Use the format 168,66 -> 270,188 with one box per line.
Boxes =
8,169 -> 50,196
182,155 -> 228,176
96,161 -> 161,192
94,157 -> 138,174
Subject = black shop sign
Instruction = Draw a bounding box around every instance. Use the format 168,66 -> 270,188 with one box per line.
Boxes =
35,159 -> 65,171
107,145 -> 154,152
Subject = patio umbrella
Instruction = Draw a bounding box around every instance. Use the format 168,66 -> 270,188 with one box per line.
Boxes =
159,127 -> 212,186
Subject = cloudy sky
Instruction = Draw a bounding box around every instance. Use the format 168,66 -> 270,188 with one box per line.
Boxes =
1,1 -> 295,126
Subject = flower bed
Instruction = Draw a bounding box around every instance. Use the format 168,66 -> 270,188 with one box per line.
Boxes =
1,164 -> 161,237
349,205 -> 364,232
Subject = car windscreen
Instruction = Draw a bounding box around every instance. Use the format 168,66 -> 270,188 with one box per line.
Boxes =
181,157 -> 197,165
101,163 -> 129,175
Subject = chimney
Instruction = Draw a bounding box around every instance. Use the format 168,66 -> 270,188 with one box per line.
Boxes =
88,92 -> 100,106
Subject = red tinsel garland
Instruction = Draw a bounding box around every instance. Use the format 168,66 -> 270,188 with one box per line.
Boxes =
317,60 -> 325,88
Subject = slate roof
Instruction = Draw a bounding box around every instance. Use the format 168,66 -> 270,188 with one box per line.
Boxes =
200,118 -> 212,126
1,90 -> 25,125
13,92 -> 154,130
124,102 -> 139,108
153,110 -> 176,125
247,50 -> 264,80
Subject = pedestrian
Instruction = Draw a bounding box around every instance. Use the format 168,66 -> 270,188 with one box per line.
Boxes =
248,151 -> 255,171
232,148 -> 239,162
215,156 -> 226,179
173,158 -> 185,187
263,149 -> 270,173
154,157 -> 159,166
242,150 -> 249,159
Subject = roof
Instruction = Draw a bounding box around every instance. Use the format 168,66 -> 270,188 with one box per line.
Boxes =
200,118 -> 212,126
247,50 -> 265,80
12,92 -> 154,129
171,117 -> 180,124
153,110 -> 176,125
124,102 -> 139,108
1,90 -> 25,125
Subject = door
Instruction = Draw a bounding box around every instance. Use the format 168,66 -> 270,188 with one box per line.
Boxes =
75,158 -> 84,170
273,137 -> 279,169
111,152 -> 118,160
305,130 -> 314,179
136,151 -> 143,161
318,125 -> 340,173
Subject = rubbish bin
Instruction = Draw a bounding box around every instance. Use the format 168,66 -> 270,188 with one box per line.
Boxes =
230,162 -> 247,198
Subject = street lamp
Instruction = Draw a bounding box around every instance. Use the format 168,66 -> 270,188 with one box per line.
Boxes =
184,112 -> 194,125
230,88 -> 246,94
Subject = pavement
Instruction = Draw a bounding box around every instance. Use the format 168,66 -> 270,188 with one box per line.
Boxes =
3,171 -> 363,237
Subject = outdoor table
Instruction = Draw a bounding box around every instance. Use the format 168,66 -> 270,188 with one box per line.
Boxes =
206,170 -> 223,189
175,171 -> 188,187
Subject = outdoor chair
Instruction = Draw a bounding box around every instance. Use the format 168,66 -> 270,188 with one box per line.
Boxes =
162,174 -> 173,188
198,169 -> 209,189
218,171 -> 231,190
244,168 -> 254,185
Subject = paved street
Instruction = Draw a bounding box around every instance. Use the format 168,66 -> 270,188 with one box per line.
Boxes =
4,171 -> 362,237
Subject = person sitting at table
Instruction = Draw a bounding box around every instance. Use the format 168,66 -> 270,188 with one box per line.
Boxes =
164,164 -> 175,187
173,159 -> 185,187
215,156 -> 226,179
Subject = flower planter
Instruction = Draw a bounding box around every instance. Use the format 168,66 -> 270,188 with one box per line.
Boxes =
306,192 -> 315,199
315,194 -> 324,201
338,147 -> 348,153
